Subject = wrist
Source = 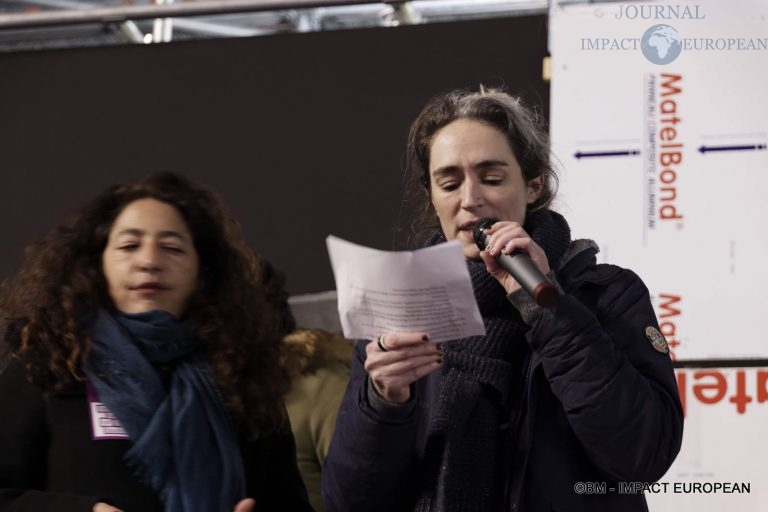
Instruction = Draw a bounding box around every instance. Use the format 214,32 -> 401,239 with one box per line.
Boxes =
373,379 -> 410,404
365,377 -> 417,421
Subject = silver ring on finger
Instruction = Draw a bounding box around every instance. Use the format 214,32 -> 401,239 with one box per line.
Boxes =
377,335 -> 389,352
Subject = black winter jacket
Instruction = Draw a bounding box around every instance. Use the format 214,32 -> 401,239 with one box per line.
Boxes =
0,360 -> 313,512
323,244 -> 683,512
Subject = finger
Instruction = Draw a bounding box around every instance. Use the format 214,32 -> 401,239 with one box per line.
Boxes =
367,332 -> 431,353
364,343 -> 443,373
233,498 -> 256,512
499,238 -> 551,274
480,250 -> 523,294
487,230 -> 548,271
365,343 -> 442,372
366,339 -> 441,359
486,226 -> 528,256
497,236 -> 529,256
479,250 -> 503,276
382,331 -> 432,349
369,353 -> 443,378
93,504 -> 124,512
483,220 -> 522,236
372,358 -> 442,392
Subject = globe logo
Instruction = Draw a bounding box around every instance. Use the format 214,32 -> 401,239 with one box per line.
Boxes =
641,24 -> 682,65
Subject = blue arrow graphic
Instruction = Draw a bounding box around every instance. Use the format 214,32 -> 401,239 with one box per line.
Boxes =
574,149 -> 640,159
698,144 -> 767,154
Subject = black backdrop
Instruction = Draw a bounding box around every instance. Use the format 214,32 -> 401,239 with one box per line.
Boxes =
0,15 -> 548,293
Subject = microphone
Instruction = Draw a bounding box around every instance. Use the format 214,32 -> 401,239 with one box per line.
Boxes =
472,217 -> 559,307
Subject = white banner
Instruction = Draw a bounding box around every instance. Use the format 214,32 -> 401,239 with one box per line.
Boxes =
550,3 -> 767,511
550,0 -> 768,360
645,368 -> 768,511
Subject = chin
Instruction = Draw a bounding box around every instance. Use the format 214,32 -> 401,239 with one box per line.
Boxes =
463,247 -> 482,261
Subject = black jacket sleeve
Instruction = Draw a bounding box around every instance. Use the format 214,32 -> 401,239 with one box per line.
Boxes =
0,361 -> 100,512
322,341 -> 421,512
528,268 -> 684,482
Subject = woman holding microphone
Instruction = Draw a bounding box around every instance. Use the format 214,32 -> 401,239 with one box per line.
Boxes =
323,88 -> 683,512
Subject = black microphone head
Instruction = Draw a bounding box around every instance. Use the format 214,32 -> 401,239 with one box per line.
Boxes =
472,217 -> 497,250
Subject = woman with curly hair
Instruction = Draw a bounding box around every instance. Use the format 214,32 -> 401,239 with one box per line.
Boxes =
0,172 -> 312,512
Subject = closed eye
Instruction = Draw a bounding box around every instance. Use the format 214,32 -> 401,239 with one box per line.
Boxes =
439,181 -> 460,191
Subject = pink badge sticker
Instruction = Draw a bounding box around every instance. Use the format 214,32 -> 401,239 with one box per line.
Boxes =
86,382 -> 130,440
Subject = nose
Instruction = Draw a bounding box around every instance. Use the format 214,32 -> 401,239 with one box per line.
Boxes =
460,176 -> 483,210
136,243 -> 162,272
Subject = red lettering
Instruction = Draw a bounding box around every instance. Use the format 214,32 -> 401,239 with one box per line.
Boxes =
657,295 -> 681,359
658,294 -> 681,318
660,127 -> 677,141
660,99 -> 678,114
758,370 -> 768,403
676,370 -> 687,417
728,370 -> 753,414
659,186 -> 677,202
660,115 -> 682,125
660,152 -> 682,167
657,74 -> 683,223
660,321 -> 676,338
660,205 -> 683,221
693,371 -> 727,404
660,169 -> 677,183
660,73 -> 683,96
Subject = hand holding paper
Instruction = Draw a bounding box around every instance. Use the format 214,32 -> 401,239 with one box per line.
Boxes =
326,236 -> 485,343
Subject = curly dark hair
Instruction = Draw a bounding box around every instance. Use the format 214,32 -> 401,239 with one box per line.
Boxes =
259,258 -> 297,338
0,172 -> 290,438
405,87 -> 558,247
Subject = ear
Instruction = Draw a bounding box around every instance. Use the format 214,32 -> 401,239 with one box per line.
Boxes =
526,175 -> 544,204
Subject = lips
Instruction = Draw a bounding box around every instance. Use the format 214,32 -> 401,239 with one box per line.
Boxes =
132,282 -> 168,291
458,219 -> 481,233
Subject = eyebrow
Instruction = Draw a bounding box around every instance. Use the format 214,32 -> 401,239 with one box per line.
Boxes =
114,228 -> 188,242
431,159 -> 509,178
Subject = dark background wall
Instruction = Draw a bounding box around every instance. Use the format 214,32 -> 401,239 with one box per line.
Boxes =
0,16 -> 548,294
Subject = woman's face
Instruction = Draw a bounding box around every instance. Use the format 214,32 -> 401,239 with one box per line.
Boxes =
102,198 -> 199,318
428,118 -> 542,260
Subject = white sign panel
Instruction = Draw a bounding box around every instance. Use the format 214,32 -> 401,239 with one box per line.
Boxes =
550,3 -> 768,511
550,0 -> 768,360
644,368 -> 768,511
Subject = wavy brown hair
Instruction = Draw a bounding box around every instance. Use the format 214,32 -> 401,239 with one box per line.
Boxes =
405,87 -> 558,247
0,172 -> 290,438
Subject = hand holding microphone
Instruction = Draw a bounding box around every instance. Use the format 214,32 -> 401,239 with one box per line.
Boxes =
472,218 -> 559,307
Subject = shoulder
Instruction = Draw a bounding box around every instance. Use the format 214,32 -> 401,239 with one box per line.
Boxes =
557,239 -> 650,313
286,363 -> 350,402
283,329 -> 354,376
0,357 -> 48,424
0,356 -> 36,390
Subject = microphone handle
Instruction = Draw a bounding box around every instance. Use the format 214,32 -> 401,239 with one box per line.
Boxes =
497,252 -> 559,307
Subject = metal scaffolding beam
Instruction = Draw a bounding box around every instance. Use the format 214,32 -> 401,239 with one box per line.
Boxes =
0,0 -> 380,29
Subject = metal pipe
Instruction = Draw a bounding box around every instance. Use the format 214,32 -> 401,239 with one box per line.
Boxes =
0,0 -> 377,30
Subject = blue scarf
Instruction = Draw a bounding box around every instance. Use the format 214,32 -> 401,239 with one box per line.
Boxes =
85,309 -> 247,512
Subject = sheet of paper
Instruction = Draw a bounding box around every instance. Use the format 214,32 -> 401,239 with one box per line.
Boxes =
326,235 -> 485,343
